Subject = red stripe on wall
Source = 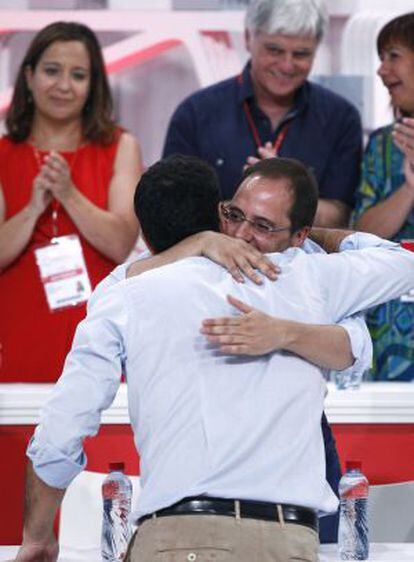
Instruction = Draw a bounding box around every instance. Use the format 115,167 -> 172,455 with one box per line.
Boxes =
105,39 -> 182,75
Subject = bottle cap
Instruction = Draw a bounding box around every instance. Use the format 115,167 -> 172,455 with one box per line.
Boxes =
346,460 -> 362,471
109,461 -> 125,472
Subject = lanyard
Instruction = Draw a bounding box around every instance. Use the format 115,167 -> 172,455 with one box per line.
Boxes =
238,73 -> 291,155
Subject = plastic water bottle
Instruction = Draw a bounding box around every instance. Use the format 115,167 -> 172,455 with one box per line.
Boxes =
101,462 -> 133,561
338,461 -> 369,560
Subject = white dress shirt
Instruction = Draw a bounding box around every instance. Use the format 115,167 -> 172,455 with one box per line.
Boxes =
28,234 -> 414,520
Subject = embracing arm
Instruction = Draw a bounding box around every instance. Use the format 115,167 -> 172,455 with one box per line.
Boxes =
40,132 -> 142,263
127,231 -> 279,284
200,230 -> 386,368
201,295 -> 354,370
317,240 -> 414,320
308,226 -> 355,253
14,462 -> 63,562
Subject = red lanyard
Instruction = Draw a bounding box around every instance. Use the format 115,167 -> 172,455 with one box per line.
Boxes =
31,144 -> 79,238
239,73 -> 290,155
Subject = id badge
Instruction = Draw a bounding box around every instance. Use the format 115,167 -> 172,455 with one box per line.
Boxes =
34,235 -> 92,311
401,239 -> 414,303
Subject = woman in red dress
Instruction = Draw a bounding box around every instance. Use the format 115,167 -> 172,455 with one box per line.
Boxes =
0,22 -> 142,382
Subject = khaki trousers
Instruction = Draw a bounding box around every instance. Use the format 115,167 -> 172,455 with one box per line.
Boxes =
125,514 -> 319,562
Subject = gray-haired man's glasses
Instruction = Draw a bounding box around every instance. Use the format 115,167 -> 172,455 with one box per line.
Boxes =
221,204 -> 291,235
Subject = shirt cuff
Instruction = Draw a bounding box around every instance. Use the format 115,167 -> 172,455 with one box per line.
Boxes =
337,315 -> 373,374
27,434 -> 86,489
339,232 -> 399,252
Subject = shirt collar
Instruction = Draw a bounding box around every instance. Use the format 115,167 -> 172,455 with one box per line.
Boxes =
238,62 -> 256,103
238,60 -> 310,116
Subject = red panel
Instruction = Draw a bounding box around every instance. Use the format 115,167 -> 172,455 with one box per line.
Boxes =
0,426 -> 32,545
83,425 -> 139,475
333,424 -> 414,484
1,423 -> 413,545
0,425 -> 138,545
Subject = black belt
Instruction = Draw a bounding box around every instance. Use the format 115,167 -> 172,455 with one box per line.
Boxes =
139,496 -> 318,533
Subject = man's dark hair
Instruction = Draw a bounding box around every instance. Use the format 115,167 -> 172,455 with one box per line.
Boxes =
242,158 -> 319,233
135,155 -> 221,253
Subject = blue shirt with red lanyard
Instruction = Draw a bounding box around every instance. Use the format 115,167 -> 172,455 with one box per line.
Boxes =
163,62 -> 362,205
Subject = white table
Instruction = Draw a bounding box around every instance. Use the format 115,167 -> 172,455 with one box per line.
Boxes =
2,544 -> 414,561
319,543 -> 414,561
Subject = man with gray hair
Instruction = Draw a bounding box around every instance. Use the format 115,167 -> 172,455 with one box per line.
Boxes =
163,0 -> 362,229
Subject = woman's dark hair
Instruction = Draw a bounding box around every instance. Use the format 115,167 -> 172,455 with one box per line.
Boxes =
6,21 -> 116,144
242,157 -> 319,234
377,12 -> 414,55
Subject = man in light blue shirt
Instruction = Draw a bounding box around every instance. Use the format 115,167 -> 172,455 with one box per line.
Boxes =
16,157 -> 414,562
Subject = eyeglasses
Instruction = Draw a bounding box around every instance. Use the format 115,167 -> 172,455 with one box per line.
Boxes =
221,204 -> 291,235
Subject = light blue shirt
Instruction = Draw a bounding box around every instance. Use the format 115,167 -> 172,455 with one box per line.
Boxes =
28,234 -> 414,519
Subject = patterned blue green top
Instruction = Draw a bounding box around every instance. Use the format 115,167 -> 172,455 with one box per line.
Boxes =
353,125 -> 414,381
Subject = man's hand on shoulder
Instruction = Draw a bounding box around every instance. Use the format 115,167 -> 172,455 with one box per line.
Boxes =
198,232 -> 279,285
125,232 -> 280,285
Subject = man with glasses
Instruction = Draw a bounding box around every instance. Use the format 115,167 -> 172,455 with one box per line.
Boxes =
17,156 -> 414,562
221,205 -> 292,236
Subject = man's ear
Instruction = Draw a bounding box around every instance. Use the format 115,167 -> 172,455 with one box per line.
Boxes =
140,230 -> 156,255
218,201 -> 226,233
291,226 -> 311,248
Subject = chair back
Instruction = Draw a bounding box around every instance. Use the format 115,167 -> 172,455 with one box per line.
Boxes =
368,481 -> 414,542
59,470 -> 141,556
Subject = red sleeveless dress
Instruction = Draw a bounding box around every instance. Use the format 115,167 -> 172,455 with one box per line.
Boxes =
0,133 -> 121,382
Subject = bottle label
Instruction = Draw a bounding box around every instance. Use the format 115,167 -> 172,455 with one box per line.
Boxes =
341,482 -> 368,499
